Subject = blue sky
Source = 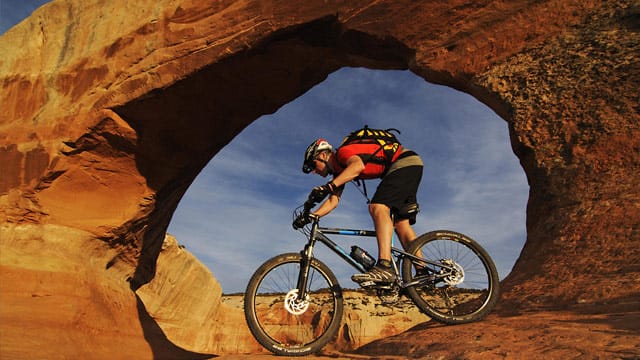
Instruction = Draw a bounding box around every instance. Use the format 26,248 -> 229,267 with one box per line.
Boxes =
0,0 -> 47,34
168,69 -> 529,293
3,2 -> 529,294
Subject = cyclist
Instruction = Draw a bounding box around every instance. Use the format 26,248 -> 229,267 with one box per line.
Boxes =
299,136 -> 424,284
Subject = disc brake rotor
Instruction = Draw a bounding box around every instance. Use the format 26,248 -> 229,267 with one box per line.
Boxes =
441,259 -> 465,286
284,289 -> 310,315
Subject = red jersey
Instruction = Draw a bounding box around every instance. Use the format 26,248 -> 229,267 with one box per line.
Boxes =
336,143 -> 403,179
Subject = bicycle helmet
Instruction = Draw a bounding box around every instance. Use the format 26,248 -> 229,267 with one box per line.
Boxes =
303,138 -> 333,173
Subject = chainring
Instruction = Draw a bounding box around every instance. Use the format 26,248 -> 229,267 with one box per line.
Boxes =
377,285 -> 400,305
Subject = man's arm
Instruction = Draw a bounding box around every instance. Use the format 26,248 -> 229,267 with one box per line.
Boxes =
312,190 -> 342,217
312,155 -> 364,217
331,155 -> 365,187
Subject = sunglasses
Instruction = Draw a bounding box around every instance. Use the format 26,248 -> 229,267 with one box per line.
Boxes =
303,159 -> 316,174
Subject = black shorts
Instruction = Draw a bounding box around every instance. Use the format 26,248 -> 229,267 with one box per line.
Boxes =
370,165 -> 423,224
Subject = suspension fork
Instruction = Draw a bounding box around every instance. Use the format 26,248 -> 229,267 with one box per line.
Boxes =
296,220 -> 319,299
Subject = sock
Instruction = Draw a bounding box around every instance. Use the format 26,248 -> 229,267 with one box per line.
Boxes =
377,259 -> 391,268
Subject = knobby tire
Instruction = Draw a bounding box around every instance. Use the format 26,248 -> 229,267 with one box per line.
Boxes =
401,230 -> 500,324
244,253 -> 343,356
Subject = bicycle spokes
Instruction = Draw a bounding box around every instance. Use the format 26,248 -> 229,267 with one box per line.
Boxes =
402,232 -> 500,324
244,253 -> 343,356
415,255 -> 489,315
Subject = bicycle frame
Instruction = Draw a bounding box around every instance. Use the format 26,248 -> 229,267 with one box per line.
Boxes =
296,217 -> 456,299
246,208 -> 500,356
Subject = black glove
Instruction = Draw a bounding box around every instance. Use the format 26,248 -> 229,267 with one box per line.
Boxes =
309,181 -> 337,203
293,212 -> 317,229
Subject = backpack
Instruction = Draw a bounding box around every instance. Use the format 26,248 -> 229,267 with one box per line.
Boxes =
336,125 -> 403,179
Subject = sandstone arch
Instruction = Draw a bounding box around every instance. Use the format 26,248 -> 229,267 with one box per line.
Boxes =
1,0 -> 638,356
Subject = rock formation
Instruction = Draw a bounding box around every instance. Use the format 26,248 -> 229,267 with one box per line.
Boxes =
1,0 -> 638,358
136,234 -> 429,354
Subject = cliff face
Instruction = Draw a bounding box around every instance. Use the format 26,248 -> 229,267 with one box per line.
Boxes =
1,0 -> 638,357
479,6 -> 640,306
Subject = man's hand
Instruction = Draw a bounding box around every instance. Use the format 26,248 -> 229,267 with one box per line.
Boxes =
293,212 -> 318,229
309,181 -> 337,203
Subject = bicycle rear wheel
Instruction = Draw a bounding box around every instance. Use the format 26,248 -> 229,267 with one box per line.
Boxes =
402,231 -> 500,324
244,253 -> 343,356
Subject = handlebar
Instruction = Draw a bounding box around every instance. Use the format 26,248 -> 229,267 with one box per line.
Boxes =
292,196 -> 320,231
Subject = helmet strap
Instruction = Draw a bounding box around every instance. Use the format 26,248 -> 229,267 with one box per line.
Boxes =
315,158 -> 334,175
314,151 -> 333,175
325,160 -> 335,175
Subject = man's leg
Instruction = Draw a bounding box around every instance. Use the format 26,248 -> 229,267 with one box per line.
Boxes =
395,218 -> 425,271
369,202 -> 393,261
351,202 -> 396,284
394,218 -> 417,250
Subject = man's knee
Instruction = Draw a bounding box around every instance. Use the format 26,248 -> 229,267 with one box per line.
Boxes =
368,203 -> 389,217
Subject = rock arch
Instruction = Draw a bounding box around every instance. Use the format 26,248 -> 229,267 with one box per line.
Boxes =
1,0 -> 638,354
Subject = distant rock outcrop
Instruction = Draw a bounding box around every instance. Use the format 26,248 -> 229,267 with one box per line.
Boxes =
1,0 -> 638,358
139,235 -> 428,354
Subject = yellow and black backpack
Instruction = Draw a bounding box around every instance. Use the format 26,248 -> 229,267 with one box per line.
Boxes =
337,125 -> 403,179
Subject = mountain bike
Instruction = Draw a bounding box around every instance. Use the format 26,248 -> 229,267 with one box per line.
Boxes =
243,197 -> 500,356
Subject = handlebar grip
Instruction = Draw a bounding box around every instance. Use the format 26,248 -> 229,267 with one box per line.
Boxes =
304,198 -> 317,211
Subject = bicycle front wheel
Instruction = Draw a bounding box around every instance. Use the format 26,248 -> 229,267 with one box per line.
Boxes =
402,231 -> 500,324
244,253 -> 343,356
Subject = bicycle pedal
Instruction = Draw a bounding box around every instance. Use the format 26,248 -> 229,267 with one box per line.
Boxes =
358,281 -> 376,288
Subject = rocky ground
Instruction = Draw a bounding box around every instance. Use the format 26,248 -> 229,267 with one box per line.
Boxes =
214,295 -> 640,360
2,230 -> 638,359
2,270 -> 637,360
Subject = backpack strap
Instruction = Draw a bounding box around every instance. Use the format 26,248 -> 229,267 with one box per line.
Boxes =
352,179 -> 371,204
342,126 -> 403,203
340,125 -> 402,172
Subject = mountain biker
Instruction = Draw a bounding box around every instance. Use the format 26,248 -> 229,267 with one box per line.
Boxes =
298,136 -> 424,284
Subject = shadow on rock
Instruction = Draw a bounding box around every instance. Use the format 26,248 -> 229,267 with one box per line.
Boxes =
135,294 -> 216,359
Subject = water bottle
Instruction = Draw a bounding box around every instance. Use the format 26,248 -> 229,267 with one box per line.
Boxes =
350,246 -> 376,270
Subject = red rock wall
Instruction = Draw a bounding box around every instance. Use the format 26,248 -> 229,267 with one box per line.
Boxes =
1,0 -> 638,356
